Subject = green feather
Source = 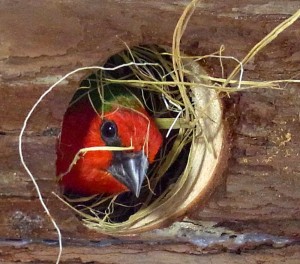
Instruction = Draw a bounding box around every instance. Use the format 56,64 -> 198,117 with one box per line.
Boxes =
71,79 -> 142,114
70,48 -> 163,114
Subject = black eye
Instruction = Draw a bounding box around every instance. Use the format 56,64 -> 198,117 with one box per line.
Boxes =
101,120 -> 118,144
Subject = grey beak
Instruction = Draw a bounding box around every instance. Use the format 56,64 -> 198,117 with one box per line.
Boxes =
108,151 -> 149,197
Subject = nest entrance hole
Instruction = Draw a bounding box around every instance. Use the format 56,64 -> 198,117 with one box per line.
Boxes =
60,45 -> 192,224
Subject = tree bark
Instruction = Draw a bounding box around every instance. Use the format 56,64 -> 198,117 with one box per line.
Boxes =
0,0 -> 299,263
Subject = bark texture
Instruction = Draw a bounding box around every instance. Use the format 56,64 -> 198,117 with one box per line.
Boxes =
0,0 -> 299,263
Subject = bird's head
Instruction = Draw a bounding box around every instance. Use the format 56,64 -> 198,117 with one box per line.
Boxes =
57,92 -> 162,197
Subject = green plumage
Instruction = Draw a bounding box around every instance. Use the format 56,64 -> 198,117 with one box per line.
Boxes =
70,47 -> 163,114
71,80 -> 142,114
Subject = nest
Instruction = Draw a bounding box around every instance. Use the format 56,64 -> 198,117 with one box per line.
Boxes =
56,43 -> 225,234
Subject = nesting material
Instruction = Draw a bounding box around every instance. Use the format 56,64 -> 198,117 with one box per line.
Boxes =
54,2 -> 300,235
55,45 -> 225,234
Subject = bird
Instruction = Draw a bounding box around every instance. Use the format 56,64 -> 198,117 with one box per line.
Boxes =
56,85 -> 163,198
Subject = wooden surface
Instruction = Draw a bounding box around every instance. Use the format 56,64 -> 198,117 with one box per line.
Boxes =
0,0 -> 300,263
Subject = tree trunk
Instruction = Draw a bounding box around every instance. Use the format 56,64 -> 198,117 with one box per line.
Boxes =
0,0 -> 299,263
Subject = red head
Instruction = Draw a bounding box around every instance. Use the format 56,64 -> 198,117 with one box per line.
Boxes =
56,96 -> 162,197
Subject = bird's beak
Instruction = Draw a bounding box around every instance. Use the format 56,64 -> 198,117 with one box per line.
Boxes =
108,150 -> 149,197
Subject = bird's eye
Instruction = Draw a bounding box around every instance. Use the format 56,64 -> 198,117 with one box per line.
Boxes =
101,120 -> 118,141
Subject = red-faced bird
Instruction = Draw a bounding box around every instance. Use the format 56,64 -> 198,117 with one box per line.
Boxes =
56,87 -> 162,197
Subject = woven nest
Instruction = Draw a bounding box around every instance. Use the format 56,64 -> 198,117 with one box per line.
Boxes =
57,44 -> 225,234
